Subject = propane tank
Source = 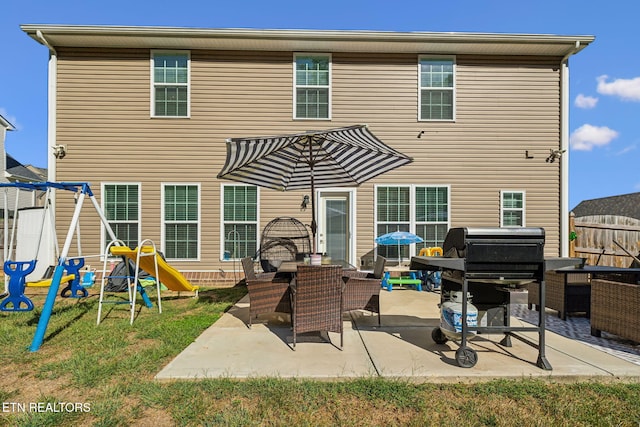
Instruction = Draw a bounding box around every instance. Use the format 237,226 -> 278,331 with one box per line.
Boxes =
440,291 -> 478,341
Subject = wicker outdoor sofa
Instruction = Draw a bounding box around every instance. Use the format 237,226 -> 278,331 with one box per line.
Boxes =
591,275 -> 640,342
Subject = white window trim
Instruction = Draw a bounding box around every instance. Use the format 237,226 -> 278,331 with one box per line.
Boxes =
219,183 -> 261,262
418,55 -> 456,122
100,182 -> 142,256
150,50 -> 191,118
374,184 -> 451,258
500,190 -> 526,227
161,182 -> 201,262
293,52 -> 332,120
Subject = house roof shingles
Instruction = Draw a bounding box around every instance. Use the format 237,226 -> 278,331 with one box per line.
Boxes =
6,153 -> 44,182
572,192 -> 640,221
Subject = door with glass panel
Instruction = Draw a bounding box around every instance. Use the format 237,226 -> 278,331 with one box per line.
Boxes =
318,192 -> 351,264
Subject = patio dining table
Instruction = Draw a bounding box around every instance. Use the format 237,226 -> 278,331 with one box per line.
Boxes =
277,260 -> 357,274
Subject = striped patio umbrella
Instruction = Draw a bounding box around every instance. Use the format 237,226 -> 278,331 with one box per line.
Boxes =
217,125 -> 413,253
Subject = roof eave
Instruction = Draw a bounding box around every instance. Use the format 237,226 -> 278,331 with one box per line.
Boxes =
21,25 -> 595,56
0,113 -> 15,131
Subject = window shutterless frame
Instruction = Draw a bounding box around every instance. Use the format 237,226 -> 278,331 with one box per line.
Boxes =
374,184 -> 451,259
418,55 -> 456,122
161,183 -> 201,261
500,190 -> 526,227
100,182 -> 141,255
293,53 -> 332,120
220,184 -> 260,261
151,50 -> 191,118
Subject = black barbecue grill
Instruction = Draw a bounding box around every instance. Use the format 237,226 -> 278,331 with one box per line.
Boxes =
411,227 -> 558,369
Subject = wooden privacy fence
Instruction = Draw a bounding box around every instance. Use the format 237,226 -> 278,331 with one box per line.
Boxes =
570,212 -> 640,267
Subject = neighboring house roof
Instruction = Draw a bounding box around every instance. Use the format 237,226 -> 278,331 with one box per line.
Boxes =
21,25 -> 594,57
26,164 -> 47,179
0,113 -> 15,131
5,153 -> 44,182
572,192 -> 640,221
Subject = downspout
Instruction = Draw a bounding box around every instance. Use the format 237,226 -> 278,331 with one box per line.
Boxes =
36,30 -> 57,183
560,41 -> 580,257
36,31 -> 58,268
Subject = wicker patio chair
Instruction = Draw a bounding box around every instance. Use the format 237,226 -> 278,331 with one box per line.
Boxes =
291,265 -> 345,350
342,256 -> 386,325
242,257 -> 291,327
241,256 -> 276,281
528,271 -> 591,320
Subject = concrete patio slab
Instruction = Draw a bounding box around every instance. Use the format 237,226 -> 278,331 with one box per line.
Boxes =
155,288 -> 640,382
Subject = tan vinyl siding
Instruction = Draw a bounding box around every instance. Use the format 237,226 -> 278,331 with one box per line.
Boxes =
53,47 -> 563,271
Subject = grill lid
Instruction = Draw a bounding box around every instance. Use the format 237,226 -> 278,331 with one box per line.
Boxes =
443,227 -> 545,260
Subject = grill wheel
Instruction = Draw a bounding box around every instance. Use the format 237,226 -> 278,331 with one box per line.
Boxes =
455,346 -> 478,368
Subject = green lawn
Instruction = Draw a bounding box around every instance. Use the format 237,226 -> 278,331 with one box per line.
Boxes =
1,285 -> 640,426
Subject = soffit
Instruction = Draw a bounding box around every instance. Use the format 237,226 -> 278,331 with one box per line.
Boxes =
21,25 -> 594,56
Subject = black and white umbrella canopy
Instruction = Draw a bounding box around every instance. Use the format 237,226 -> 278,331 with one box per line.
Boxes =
218,124 -> 412,191
217,124 -> 413,252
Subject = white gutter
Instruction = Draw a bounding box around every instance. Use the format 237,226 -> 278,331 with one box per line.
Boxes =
560,41 -> 581,257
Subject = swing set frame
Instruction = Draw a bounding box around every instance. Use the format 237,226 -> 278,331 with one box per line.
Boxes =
0,181 -> 118,351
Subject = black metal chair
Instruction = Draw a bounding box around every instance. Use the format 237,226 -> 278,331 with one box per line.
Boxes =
259,217 -> 311,272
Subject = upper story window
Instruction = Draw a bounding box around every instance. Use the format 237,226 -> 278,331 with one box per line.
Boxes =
152,51 -> 190,117
501,191 -> 525,227
163,184 -> 200,260
419,56 -> 455,121
102,183 -> 140,250
294,54 -> 331,120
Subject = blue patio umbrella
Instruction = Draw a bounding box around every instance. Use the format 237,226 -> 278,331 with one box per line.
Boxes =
375,231 -> 424,264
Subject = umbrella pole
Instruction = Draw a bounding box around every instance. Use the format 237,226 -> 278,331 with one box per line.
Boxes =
311,189 -> 317,254
309,140 -> 317,254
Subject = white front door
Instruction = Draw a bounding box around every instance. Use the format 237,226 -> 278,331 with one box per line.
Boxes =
317,191 -> 352,264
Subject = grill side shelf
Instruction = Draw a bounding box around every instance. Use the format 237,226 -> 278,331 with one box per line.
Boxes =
410,256 -> 464,271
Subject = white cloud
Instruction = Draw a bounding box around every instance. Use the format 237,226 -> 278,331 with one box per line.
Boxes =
596,75 -> 640,101
616,144 -> 637,155
574,94 -> 598,109
570,124 -> 619,151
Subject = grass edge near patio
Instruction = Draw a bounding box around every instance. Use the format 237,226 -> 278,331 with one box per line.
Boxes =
0,285 -> 639,426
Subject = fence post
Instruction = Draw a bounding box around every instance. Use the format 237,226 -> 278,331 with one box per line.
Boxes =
569,211 -> 576,258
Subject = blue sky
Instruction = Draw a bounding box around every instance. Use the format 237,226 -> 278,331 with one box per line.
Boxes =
2,0 -> 638,209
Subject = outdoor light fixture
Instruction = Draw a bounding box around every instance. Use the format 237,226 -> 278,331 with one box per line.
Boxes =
417,131 -> 425,138
52,144 -> 66,159
545,149 -> 566,163
300,194 -> 309,210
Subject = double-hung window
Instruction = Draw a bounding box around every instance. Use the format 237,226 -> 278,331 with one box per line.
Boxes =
294,54 -> 331,119
501,191 -> 525,227
415,186 -> 449,247
222,185 -> 258,260
102,183 -> 140,250
419,56 -> 455,121
163,184 -> 199,260
376,185 -> 450,262
152,51 -> 190,117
